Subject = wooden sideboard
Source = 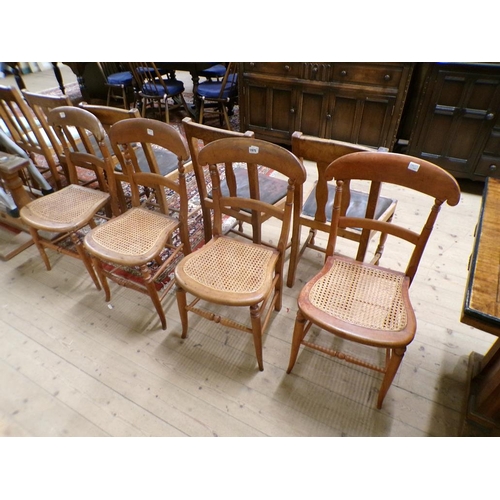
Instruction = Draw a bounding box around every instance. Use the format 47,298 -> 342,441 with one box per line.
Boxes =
406,63 -> 500,182
238,62 -> 414,150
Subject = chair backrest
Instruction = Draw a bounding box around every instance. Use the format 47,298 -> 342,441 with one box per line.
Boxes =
291,131 -> 375,220
182,116 -> 254,202
215,62 -> 238,100
78,102 -> 141,135
96,62 -> 122,80
23,90 -> 75,163
0,85 -> 63,188
198,137 -> 306,266
325,151 -> 461,283
128,62 -> 167,95
109,117 -> 192,252
47,106 -> 119,216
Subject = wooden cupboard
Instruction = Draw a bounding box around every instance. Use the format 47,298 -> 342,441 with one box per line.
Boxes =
238,62 -> 415,150
406,63 -> 500,181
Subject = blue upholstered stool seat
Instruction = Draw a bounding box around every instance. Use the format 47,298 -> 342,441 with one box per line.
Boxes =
197,74 -> 238,99
199,64 -> 227,79
142,79 -> 185,96
107,71 -> 133,86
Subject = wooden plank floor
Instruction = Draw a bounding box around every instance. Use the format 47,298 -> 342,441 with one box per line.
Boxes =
0,150 -> 491,436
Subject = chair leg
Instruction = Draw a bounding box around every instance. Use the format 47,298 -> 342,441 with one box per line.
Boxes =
198,100 -> 205,124
176,285 -> 189,338
140,264 -> 167,330
71,233 -> 101,291
377,346 -> 406,409
27,227 -> 52,271
286,223 -> 301,288
287,309 -> 308,373
91,256 -> 111,301
250,304 -> 264,371
106,87 -> 112,107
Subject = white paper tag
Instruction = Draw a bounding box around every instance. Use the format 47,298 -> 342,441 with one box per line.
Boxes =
59,111 -> 66,118
249,146 -> 259,154
147,128 -> 154,136
408,161 -> 420,172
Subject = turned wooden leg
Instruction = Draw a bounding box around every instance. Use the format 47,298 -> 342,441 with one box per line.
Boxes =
176,285 -> 189,338
287,309 -> 308,373
140,264 -> 166,330
377,346 -> 406,409
28,226 -> 52,270
72,233 -> 101,291
91,256 -> 111,301
250,304 -> 264,371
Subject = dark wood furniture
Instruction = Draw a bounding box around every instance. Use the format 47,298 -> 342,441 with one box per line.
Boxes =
461,177 -> 500,434
406,63 -> 500,181
239,62 -> 414,149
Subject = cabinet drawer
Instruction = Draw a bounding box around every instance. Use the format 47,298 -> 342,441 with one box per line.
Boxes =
332,63 -> 403,87
243,62 -> 302,78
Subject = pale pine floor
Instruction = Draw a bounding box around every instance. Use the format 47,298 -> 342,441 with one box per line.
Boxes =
0,66 -> 494,437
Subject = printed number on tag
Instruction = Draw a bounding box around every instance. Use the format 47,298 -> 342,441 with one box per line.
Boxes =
249,146 -> 259,154
408,161 -> 420,172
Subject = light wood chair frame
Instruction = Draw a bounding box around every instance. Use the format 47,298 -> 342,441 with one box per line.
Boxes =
175,137 -> 306,370
182,117 -> 289,246
287,151 -> 461,408
0,85 -> 65,189
287,131 -> 398,288
83,118 -> 192,330
19,106 -> 118,289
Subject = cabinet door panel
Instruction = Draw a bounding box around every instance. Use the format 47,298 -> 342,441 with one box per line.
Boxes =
409,67 -> 500,178
295,89 -> 329,137
328,94 -> 395,148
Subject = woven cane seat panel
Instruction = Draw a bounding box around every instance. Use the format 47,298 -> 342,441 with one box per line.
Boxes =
309,259 -> 407,331
183,237 -> 276,293
91,208 -> 178,256
23,185 -> 109,224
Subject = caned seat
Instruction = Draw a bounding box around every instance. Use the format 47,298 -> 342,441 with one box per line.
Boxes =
84,118 -> 192,330
287,151 -> 461,408
175,137 -> 306,370
19,107 -> 117,289
287,132 -> 397,287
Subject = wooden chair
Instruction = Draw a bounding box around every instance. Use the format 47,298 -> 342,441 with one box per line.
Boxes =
286,151 -> 461,408
83,118 -> 192,330
175,137 -> 306,370
78,102 -> 188,213
287,132 -> 398,288
195,62 -> 238,130
182,116 -> 289,245
128,62 -> 189,123
19,106 -> 117,289
0,85 -> 65,189
96,62 -> 134,110
22,90 -> 75,184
